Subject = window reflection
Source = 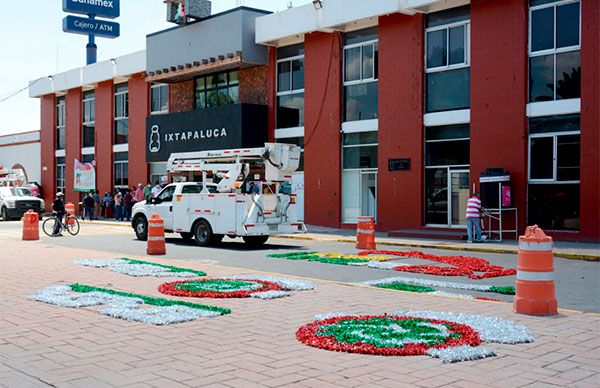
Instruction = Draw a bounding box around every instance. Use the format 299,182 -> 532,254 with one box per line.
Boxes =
344,82 -> 378,122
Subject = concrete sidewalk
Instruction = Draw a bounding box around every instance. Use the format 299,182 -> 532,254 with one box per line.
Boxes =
1,238 -> 599,387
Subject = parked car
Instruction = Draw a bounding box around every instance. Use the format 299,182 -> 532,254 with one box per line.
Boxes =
0,187 -> 45,221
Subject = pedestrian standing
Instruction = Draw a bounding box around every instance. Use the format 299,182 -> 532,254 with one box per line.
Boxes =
52,192 -> 65,237
143,182 -> 152,202
93,190 -> 100,220
83,192 -> 95,221
124,190 -> 133,222
466,192 -> 483,243
134,183 -> 144,203
114,192 -> 123,221
151,181 -> 162,198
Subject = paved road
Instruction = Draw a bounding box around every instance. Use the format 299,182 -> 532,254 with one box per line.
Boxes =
1,221 -> 598,312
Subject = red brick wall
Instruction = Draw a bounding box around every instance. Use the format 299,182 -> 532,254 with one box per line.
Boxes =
378,13 -> 425,230
304,32 -> 343,228
40,94 -> 55,211
65,88 -> 82,206
95,80 -> 113,196
470,0 -> 528,233
128,74 -> 149,188
169,80 -> 194,113
239,66 -> 268,105
579,0 -> 600,240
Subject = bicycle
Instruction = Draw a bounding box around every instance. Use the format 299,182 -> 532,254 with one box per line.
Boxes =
42,212 -> 80,237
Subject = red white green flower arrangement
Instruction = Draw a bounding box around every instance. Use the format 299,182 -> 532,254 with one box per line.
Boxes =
359,276 -> 515,301
30,284 -> 229,325
360,250 -> 516,279
268,250 -> 516,279
74,258 -> 206,277
158,275 -> 314,299
296,310 -> 533,363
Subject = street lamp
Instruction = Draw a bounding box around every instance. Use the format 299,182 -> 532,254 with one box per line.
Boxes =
312,0 -> 322,10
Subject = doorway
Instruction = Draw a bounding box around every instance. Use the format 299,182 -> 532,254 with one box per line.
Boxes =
425,167 -> 469,227
360,171 -> 377,222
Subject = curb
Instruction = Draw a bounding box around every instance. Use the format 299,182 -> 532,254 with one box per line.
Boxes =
273,234 -> 600,262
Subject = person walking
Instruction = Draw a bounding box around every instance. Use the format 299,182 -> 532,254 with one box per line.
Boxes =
114,192 -> 123,221
466,192 -> 483,243
52,192 -> 65,237
83,192 -> 95,221
101,192 -> 109,218
143,182 -> 152,202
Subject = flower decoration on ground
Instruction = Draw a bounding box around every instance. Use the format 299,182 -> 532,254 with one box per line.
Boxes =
359,276 -> 515,299
75,258 -> 206,277
359,250 -> 516,279
30,284 -> 230,325
158,275 -> 314,299
297,311 -> 533,363
267,251 -> 391,266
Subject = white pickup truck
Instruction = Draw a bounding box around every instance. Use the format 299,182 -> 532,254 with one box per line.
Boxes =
0,186 -> 45,221
131,143 -> 306,246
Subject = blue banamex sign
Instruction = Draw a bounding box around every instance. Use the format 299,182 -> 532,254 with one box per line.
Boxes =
63,0 -> 120,19
63,15 -> 120,39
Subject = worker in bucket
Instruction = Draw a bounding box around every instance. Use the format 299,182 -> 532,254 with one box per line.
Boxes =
466,192 -> 483,243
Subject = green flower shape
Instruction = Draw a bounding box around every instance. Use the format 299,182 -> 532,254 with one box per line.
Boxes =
174,279 -> 263,293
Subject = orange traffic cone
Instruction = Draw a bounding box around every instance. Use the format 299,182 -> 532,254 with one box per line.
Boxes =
356,216 -> 376,250
65,202 -> 76,225
147,214 -> 166,255
514,225 -> 557,316
22,210 -> 39,241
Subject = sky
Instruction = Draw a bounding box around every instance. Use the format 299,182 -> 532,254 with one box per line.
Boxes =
0,0 -> 313,137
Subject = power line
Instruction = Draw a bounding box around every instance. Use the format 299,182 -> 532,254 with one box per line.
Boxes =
0,78 -> 44,103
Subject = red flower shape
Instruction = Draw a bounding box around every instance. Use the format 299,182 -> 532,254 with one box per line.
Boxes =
158,278 -> 282,298
296,315 -> 481,356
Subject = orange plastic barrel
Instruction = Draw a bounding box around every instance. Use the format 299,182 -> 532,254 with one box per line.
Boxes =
65,202 -> 76,225
514,225 -> 557,316
22,210 -> 39,241
356,216 -> 376,250
147,214 -> 166,255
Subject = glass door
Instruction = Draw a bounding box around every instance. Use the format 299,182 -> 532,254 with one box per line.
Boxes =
360,171 -> 377,222
450,170 -> 470,226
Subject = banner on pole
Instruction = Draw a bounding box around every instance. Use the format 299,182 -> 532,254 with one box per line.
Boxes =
74,159 -> 96,192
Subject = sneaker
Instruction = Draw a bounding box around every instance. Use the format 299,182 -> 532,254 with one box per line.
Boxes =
467,240 -> 473,244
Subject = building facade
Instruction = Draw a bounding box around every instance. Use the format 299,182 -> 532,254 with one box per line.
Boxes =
0,131 -> 41,185
256,0 -> 599,241
30,0 -> 598,241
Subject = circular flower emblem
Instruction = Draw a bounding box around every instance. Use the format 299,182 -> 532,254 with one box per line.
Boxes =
158,278 -> 282,298
296,315 -> 480,356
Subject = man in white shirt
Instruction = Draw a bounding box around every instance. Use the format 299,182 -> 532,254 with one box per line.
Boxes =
151,181 -> 162,198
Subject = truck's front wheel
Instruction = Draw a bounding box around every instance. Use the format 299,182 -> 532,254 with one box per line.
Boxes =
1,207 -> 10,221
194,220 -> 213,247
243,235 -> 269,247
134,217 -> 148,241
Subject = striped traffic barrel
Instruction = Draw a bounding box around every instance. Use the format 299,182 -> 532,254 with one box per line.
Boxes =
65,202 -> 76,225
22,210 -> 39,241
147,214 -> 166,255
514,225 -> 557,315
356,216 -> 376,250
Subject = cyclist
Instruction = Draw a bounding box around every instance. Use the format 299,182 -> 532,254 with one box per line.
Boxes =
52,192 -> 65,237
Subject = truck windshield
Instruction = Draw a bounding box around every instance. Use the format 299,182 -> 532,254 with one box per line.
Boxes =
0,187 -> 33,197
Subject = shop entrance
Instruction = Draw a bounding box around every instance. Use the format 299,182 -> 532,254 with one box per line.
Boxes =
360,171 -> 377,222
425,167 -> 469,227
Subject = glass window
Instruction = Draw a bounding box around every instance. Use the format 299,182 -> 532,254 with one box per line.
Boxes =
195,71 -> 239,110
425,124 -> 470,167
425,168 -> 449,224
82,91 -> 95,148
531,6 -> 554,52
529,137 -> 554,179
343,132 -> 378,145
56,157 -> 66,194
114,152 -> 128,189
342,132 -> 378,170
158,186 -> 175,202
342,170 -> 360,222
292,59 -> 304,90
182,185 -> 203,194
556,2 -> 579,48
343,82 -> 379,122
426,68 -> 470,112
449,25 -> 465,65
278,61 -> 291,92
426,5 -> 470,28
529,114 -> 579,133
277,93 -> 305,129
556,134 -> 580,181
344,47 -> 361,82
114,85 -> 128,145
277,43 -> 304,59
151,84 -> 168,114
56,98 -> 66,150
528,183 -> 579,230
343,26 -> 378,45
529,1 -> 580,102
426,29 -> 447,68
